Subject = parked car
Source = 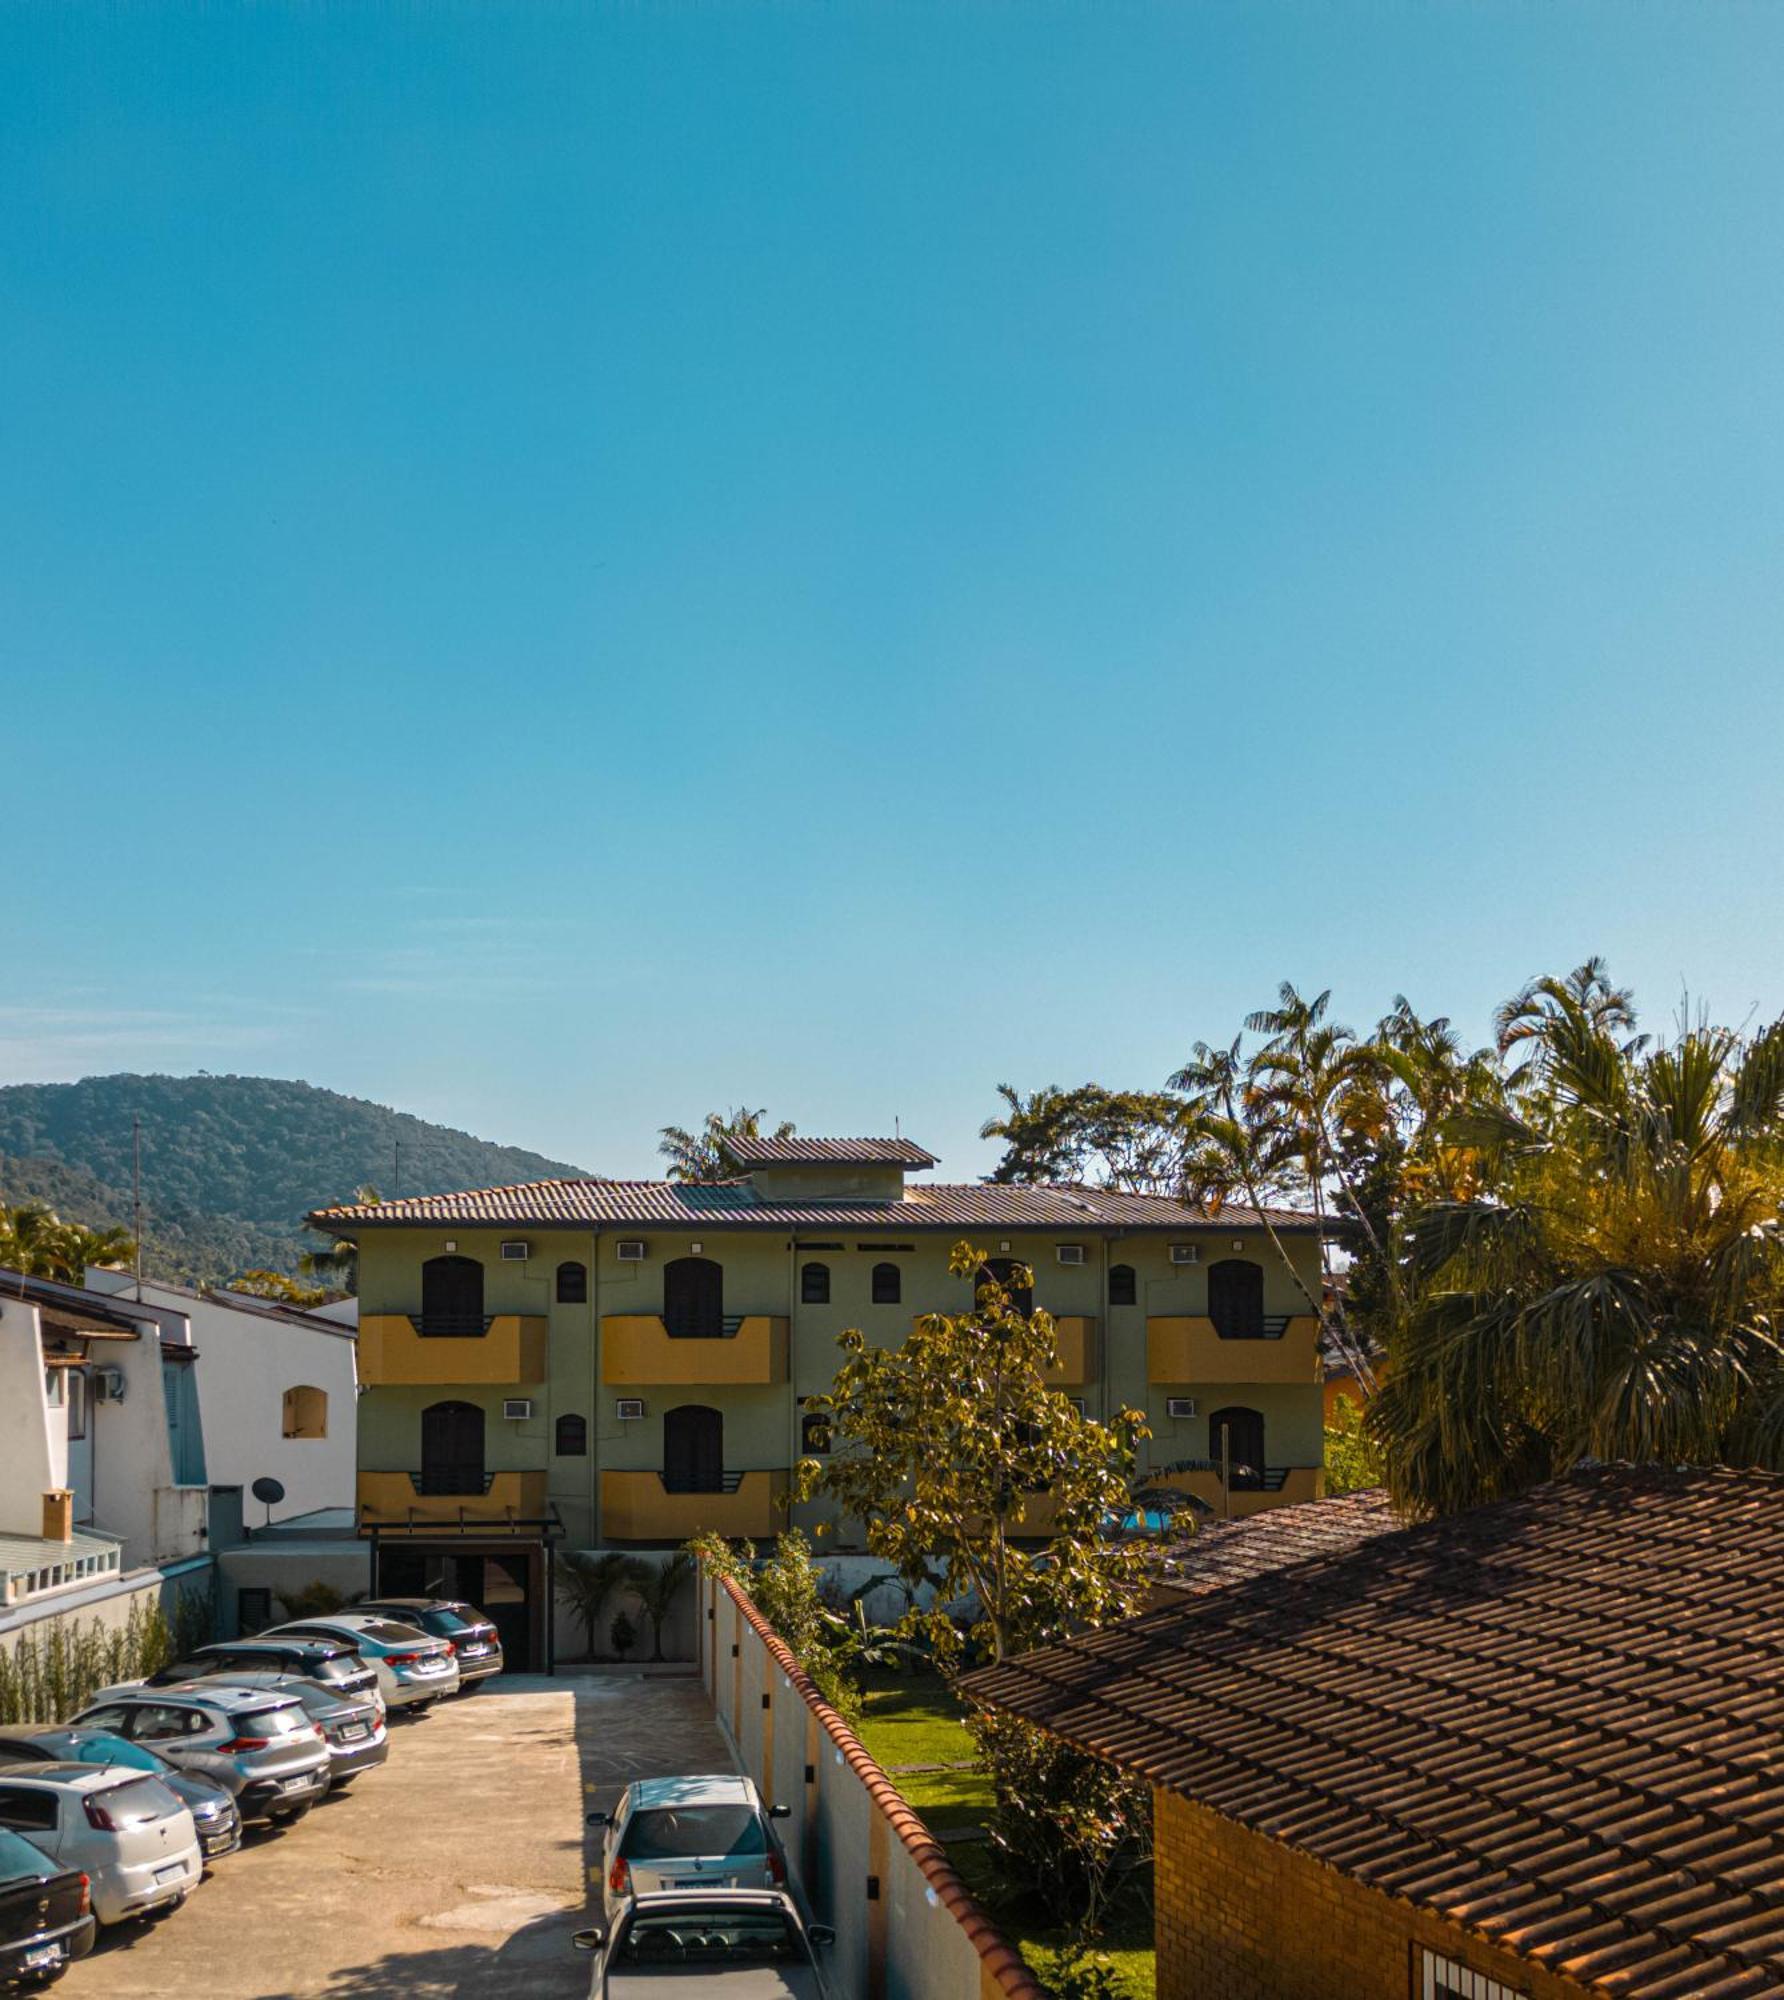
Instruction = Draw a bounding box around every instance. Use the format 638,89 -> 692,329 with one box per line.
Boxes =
0,1826 -> 94,1987
189,1674 -> 388,1787
0,1730 -> 239,1864
121,1638 -> 382,1711
0,1767 -> 198,1927
594,1777 -> 792,1918
67,1687 -> 329,1826
573,1891 -> 835,1998
353,1598 -> 504,1687
260,1616 -> 459,1711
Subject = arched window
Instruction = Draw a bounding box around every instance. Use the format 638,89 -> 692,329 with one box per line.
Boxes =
663,1404 -> 724,1493
1208,1406 -> 1266,1489
801,1262 -> 831,1305
871,1262 -> 902,1305
419,1400 -> 486,1495
556,1261 -> 588,1304
976,1257 -> 1033,1317
1207,1259 -> 1265,1340
281,1385 -> 327,1440
555,1413 -> 588,1457
1108,1263 -> 1137,1308
800,1404 -> 833,1456
419,1255 -> 485,1337
663,1257 -> 724,1340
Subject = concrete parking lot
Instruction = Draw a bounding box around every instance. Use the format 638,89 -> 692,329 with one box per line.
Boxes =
58,1673 -> 735,2000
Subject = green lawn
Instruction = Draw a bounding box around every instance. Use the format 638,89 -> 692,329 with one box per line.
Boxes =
853,1667 -> 1156,1999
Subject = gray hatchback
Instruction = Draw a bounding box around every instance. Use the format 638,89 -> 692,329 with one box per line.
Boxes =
191,1673 -> 388,1787
69,1686 -> 330,1825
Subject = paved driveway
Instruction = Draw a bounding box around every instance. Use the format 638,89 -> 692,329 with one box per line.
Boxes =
57,1674 -> 734,2000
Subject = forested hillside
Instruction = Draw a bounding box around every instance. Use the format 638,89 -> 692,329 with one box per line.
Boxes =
0,1075 -> 592,1283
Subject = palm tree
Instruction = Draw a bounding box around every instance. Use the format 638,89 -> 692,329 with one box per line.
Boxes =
631,1552 -> 694,1663
0,1203 -> 134,1284
658,1110 -> 793,1183
1371,986 -> 1784,1515
300,1184 -> 380,1291
555,1550 -> 637,1661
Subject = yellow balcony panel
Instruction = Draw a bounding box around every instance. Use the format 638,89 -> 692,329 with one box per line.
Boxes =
357,1469 -> 548,1526
1148,1464 -> 1324,1520
1146,1315 -> 1321,1386
1045,1316 -> 1100,1388
357,1315 -> 547,1388
601,1470 -> 790,1542
601,1317 -> 789,1387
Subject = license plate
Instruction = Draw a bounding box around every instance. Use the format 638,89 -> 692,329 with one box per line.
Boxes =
339,1723 -> 369,1741
412,1657 -> 446,1673
154,1862 -> 185,1884
22,1945 -> 61,1971
282,1774 -> 318,1792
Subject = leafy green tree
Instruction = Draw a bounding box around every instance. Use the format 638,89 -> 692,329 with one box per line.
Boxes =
981,1084 -> 1183,1192
688,1529 -> 866,1719
796,1243 -> 1158,1664
658,1108 -> 795,1183
1322,1397 -> 1382,1496
0,1201 -> 134,1283
229,1269 -> 333,1307
1372,981 -> 1784,1514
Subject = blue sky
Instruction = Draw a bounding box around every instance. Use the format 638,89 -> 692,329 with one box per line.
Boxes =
5,3 -> 1783,1181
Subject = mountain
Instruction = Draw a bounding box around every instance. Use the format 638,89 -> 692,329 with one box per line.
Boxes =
0,1074 -> 593,1284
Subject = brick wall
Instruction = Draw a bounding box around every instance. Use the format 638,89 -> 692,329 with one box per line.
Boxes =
1155,1789 -> 1600,2000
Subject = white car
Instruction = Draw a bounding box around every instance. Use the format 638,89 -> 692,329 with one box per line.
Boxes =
0,1766 -> 200,1925
574,1891 -> 835,1998
260,1615 -> 460,1710
595,1776 -> 791,1920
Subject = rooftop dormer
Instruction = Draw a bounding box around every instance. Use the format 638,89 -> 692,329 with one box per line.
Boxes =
728,1135 -> 937,1205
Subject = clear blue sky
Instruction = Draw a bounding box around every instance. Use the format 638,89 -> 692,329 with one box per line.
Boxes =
6,3 -> 1783,1181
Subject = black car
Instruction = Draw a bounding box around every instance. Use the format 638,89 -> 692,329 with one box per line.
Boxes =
139,1639 -> 380,1705
0,1825 -> 94,1989
0,1731 -> 240,1865
354,1599 -> 505,1687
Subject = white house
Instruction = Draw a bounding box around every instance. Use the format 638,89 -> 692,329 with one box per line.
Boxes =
0,1269 -> 210,1637
85,1272 -> 358,1528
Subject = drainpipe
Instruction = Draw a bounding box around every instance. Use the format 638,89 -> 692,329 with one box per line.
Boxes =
590,1229 -> 601,1548
786,1233 -> 799,1543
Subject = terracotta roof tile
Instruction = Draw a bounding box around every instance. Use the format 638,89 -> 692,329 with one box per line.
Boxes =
723,1135 -> 939,1168
961,1465 -> 1784,1999
307,1178 -> 1320,1235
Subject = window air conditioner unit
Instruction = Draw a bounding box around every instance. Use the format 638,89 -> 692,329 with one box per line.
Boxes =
93,1366 -> 127,1403
616,1239 -> 647,1263
1166,1396 -> 1199,1420
1056,1244 -> 1086,1266
615,1397 -> 646,1421
500,1240 -> 531,1261
502,1398 -> 534,1421
1169,1243 -> 1201,1265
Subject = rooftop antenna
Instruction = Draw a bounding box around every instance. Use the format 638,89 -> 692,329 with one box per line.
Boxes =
132,1116 -> 143,1301
393,1139 -> 401,1196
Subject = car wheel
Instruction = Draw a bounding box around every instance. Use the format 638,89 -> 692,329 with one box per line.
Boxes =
150,1895 -> 186,1921
271,1802 -> 313,1827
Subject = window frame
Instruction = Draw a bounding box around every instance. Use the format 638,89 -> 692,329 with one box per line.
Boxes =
281,1384 -> 328,1440
800,1261 -> 831,1306
1417,1947 -> 1528,2000
1108,1263 -> 1137,1308
555,1412 -> 589,1457
870,1261 -> 902,1306
556,1261 -> 589,1305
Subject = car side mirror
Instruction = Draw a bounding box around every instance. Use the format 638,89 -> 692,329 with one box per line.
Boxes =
571,1927 -> 605,1954
587,1811 -> 612,1827
769,1804 -> 791,1820
808,1925 -> 836,1948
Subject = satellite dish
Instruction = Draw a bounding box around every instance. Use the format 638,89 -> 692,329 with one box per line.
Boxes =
251,1476 -> 286,1534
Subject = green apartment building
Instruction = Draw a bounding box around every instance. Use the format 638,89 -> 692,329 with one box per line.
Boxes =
309,1136 -> 1328,1669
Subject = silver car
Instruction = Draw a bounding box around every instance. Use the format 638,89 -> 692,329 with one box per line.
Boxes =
595,1777 -> 792,1919
573,1891 -> 835,1999
260,1616 -> 459,1710
0,1728 -> 241,1864
0,1766 -> 200,1926
69,1686 -> 329,1825
191,1673 -> 389,1787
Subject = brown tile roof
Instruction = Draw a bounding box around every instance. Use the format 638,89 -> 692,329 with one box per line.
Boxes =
724,1135 -> 939,1168
306,1178 -> 1321,1235
961,1465 -> 1784,1999
1157,1488 -> 1402,1595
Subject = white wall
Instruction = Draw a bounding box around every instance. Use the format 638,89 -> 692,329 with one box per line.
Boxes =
0,1300 -> 58,1539
88,1276 -> 357,1525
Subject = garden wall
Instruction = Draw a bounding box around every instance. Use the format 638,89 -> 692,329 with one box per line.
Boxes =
702,1568 -> 1044,2000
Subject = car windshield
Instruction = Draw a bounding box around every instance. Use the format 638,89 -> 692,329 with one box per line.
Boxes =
288,1683 -> 354,1715
621,1805 -> 768,1860
357,1622 -> 430,1645
616,1908 -> 806,1967
237,1705 -> 309,1738
99,1778 -> 182,1828
66,1734 -> 165,1774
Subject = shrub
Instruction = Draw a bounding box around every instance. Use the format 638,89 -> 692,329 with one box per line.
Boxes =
273,1579 -> 348,1620
687,1530 -> 865,1723
610,1609 -> 638,1659
0,1590 -> 210,1726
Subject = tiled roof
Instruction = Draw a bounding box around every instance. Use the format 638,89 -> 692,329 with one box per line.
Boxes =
723,1135 -> 939,1168
306,1178 -> 1321,1235
1157,1488 -> 1402,1595
961,1465 -> 1784,1999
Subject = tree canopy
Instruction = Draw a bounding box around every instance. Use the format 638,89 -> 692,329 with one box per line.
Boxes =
658,1106 -> 795,1182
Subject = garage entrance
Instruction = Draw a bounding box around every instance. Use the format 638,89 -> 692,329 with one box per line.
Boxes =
367,1533 -> 559,1674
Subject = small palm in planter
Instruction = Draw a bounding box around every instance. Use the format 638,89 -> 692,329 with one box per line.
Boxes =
610,1609 -> 638,1662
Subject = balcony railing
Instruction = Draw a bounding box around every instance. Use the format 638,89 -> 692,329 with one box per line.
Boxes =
1142,1462 -> 1324,1518
357,1469 -> 549,1530
409,1312 -> 494,1339
600,1468 -> 789,1541
358,1315 -> 548,1387
601,1316 -> 789,1387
